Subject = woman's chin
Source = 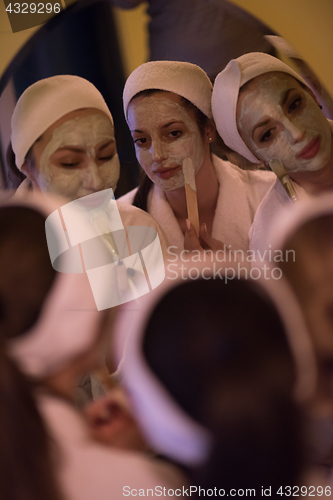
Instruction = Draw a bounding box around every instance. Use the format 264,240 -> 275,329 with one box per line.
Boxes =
76,190 -> 113,208
155,177 -> 185,192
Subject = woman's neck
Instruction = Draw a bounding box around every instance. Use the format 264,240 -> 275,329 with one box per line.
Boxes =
164,154 -> 219,233
290,137 -> 333,195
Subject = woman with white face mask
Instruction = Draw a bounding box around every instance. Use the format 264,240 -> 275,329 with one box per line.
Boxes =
119,61 -> 275,254
212,52 -> 333,256
9,75 -> 170,404
10,75 -> 121,201
9,74 -> 169,267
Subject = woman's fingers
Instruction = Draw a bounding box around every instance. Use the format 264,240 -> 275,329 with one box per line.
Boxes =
184,220 -> 226,253
184,219 -> 203,251
199,223 -> 225,251
84,392 -> 147,452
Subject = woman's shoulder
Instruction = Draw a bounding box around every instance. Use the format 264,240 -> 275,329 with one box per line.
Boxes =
115,197 -> 170,256
117,187 -> 138,205
245,167 -> 276,184
116,196 -> 159,228
212,154 -> 274,183
212,154 -> 275,204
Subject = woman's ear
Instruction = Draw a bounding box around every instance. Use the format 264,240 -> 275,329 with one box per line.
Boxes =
303,84 -> 322,107
205,120 -> 216,143
21,155 -> 36,182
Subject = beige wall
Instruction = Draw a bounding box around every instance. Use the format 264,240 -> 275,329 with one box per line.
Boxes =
111,0 -> 333,97
0,0 -> 39,80
229,0 -> 333,97
112,2 -> 149,78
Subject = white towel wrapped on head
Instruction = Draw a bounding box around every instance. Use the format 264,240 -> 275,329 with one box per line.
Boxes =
123,60 -> 213,121
211,52 -> 309,164
11,75 -> 113,170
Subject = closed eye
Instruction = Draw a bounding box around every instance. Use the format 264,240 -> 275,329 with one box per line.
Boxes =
99,154 -> 114,162
60,162 -> 80,167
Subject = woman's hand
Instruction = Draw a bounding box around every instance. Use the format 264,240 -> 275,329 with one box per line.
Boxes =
84,389 -> 148,452
184,220 -> 225,252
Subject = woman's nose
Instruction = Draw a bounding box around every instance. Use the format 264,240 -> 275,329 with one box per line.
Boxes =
284,120 -> 306,143
86,161 -> 104,191
150,140 -> 166,163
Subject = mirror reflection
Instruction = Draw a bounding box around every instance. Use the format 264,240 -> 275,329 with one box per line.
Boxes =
1,2 -> 333,498
0,0 -> 281,194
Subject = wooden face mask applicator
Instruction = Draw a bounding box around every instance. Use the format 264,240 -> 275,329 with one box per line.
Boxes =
269,159 -> 299,203
183,157 -> 200,235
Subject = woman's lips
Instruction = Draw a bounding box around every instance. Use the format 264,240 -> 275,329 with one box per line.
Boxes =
154,165 -> 182,179
297,136 -> 321,160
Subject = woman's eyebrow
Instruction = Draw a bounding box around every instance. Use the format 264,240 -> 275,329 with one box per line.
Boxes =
56,146 -> 86,153
281,88 -> 296,107
252,119 -> 270,138
98,139 -> 115,150
161,121 -> 182,129
132,121 -> 182,133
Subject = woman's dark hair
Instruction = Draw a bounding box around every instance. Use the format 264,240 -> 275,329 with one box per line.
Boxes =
0,351 -> 63,500
0,207 -> 56,338
5,142 -> 27,189
5,139 -> 40,190
0,205 -> 62,500
132,171 -> 154,212
143,278 -> 304,495
130,89 -> 226,211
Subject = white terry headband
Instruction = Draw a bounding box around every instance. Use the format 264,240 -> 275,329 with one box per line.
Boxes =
115,261 -> 317,466
123,60 -> 213,121
115,272 -> 213,467
4,191 -> 102,378
260,276 -> 317,403
11,75 -> 113,171
269,193 -> 333,253
212,52 -> 310,163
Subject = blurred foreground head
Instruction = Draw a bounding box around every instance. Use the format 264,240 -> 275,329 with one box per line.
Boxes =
116,271 -> 316,491
272,196 -> 333,411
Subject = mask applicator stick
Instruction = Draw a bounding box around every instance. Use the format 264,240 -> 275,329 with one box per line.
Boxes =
183,158 -> 200,236
269,159 -> 298,203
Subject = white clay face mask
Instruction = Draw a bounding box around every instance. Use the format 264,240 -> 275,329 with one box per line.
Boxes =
37,114 -> 120,201
237,75 -> 332,173
127,96 -> 205,191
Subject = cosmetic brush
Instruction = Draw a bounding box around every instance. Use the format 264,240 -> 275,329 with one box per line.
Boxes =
269,158 -> 298,203
183,157 -> 200,235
